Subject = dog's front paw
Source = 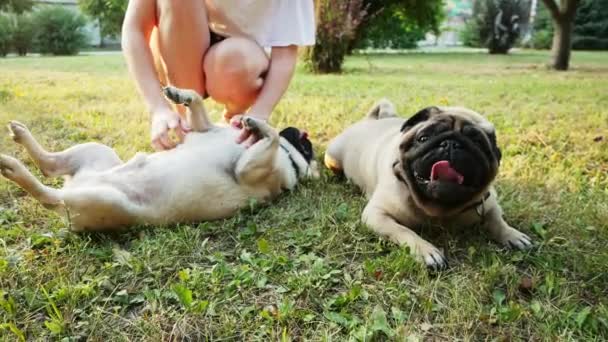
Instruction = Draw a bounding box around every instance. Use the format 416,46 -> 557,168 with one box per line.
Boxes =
241,116 -> 267,136
162,86 -> 195,106
7,121 -> 30,144
499,226 -> 533,251
414,241 -> 448,271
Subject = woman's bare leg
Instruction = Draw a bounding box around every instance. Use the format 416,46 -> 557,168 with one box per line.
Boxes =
204,37 -> 270,120
152,0 -> 210,97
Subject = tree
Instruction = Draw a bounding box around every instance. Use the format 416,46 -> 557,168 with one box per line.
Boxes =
571,0 -> 608,50
303,0 -> 367,73
11,13 -> 35,56
0,0 -> 33,14
532,0 -> 607,50
541,0 -> 579,70
305,0 -> 444,73
350,0 -> 443,51
33,6 -> 87,55
361,0 -> 444,34
78,0 -> 127,44
464,0 -> 531,54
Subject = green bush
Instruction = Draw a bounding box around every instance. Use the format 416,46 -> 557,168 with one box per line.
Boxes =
572,36 -> 608,50
573,0 -> 608,48
11,13 -> 34,56
529,29 -> 552,49
460,20 -> 482,48
32,6 -> 87,55
0,13 -> 11,57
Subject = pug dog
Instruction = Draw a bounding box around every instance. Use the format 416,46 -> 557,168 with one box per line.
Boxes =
0,86 -> 318,232
325,100 -> 532,269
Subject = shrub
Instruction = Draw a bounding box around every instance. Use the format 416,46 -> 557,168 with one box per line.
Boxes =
573,0 -> 608,49
529,29 -> 553,49
32,6 -> 87,55
10,13 -> 34,56
572,36 -> 608,50
460,20 -> 482,48
0,14 -> 11,57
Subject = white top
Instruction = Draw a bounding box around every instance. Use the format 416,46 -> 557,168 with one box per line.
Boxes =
205,0 -> 316,47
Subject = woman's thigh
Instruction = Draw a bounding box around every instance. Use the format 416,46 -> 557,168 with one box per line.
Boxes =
151,0 -> 210,95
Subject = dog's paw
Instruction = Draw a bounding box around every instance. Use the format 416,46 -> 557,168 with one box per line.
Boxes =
415,241 -> 448,271
241,116 -> 263,134
0,154 -> 25,181
499,226 -> 533,251
162,86 -> 196,106
7,121 -> 29,144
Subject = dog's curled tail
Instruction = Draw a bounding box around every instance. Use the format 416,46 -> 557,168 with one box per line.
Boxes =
366,98 -> 398,120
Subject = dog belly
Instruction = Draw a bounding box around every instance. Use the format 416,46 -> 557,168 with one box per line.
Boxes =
67,145 -> 253,225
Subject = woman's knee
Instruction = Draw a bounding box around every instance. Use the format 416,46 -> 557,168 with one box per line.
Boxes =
208,37 -> 268,73
204,37 -> 269,105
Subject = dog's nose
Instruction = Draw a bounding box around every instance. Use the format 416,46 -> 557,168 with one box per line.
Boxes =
440,140 -> 462,150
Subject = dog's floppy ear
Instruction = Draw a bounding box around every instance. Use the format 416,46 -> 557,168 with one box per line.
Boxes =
280,127 -> 314,162
487,131 -> 502,164
400,106 -> 439,132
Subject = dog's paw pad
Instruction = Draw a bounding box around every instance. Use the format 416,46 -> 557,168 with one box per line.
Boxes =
0,154 -> 21,179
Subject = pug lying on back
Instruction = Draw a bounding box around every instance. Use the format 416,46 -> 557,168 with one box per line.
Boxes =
0,86 -> 318,231
325,100 -> 532,269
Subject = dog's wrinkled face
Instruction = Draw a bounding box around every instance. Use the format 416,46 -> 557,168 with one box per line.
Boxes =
395,106 -> 502,212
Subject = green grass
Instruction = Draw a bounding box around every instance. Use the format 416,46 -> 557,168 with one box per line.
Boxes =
1,49 -> 607,340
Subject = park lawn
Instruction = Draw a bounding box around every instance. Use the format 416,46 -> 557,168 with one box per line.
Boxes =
0,49 -> 607,340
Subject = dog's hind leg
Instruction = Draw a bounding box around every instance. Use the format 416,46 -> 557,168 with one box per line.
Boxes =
0,154 -> 62,206
234,116 -> 280,186
8,121 -> 122,177
59,186 -> 139,231
163,86 -> 213,132
324,136 -> 345,175
0,154 -> 139,231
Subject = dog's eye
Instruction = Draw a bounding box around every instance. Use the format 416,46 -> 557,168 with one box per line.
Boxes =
417,135 -> 429,143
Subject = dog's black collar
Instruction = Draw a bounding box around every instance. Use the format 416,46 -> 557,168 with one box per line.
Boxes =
280,142 -> 300,179
460,191 -> 491,214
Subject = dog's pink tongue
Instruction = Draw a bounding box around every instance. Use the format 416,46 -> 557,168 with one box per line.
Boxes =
430,160 -> 464,184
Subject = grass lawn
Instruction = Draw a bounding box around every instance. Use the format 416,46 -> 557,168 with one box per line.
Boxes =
0,49 -> 607,340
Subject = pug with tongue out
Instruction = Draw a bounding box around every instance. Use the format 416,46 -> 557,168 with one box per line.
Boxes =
325,101 -> 532,269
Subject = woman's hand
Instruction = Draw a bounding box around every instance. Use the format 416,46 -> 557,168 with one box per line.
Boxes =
229,114 -> 268,148
150,107 -> 191,151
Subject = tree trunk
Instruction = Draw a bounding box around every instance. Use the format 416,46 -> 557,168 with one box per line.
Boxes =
551,17 -> 572,70
541,0 -> 578,70
98,20 -> 106,48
